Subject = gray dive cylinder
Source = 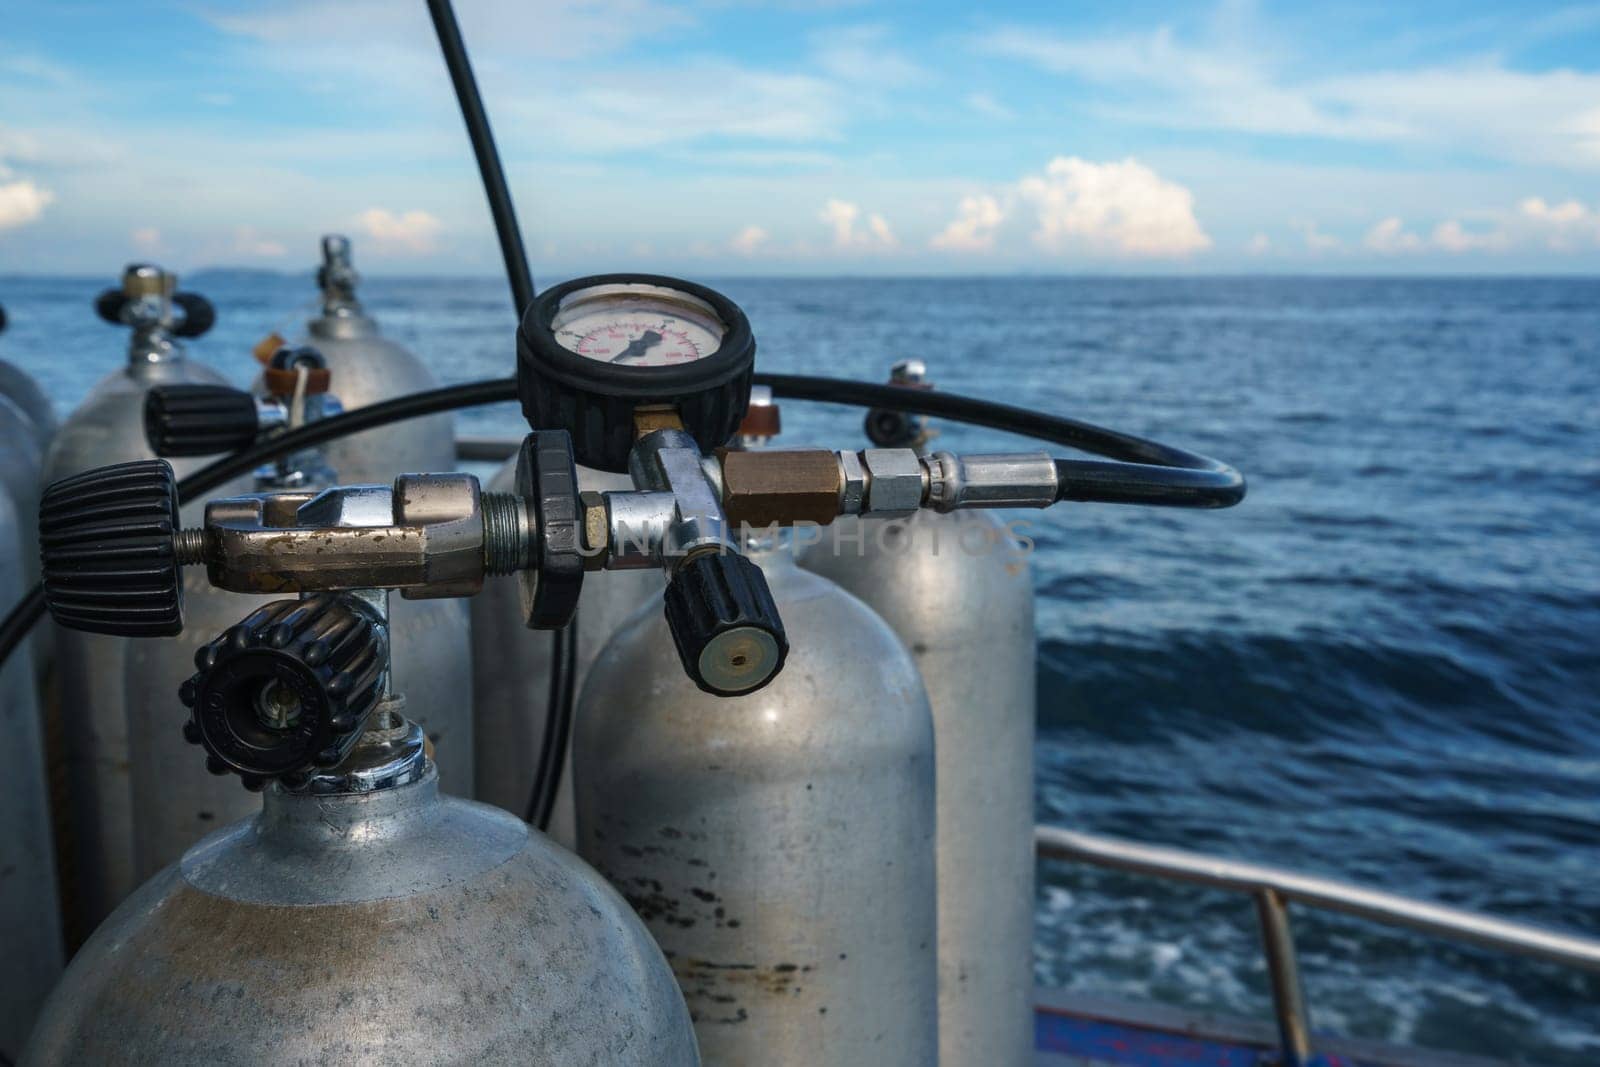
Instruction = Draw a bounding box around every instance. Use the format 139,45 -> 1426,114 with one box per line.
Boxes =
799,359 -> 1038,1067
0,489 -> 63,1062
575,538 -> 939,1064
0,302 -> 59,453
24,679 -> 699,1064
470,458 -> 657,842
291,235 -> 473,794
0,302 -> 56,587
42,264 -> 242,939
296,234 -> 455,479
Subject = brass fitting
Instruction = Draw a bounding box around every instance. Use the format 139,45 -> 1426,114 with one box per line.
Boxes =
720,449 -> 843,528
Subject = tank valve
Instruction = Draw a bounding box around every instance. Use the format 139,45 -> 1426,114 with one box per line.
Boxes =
144,345 -> 340,459
663,552 -> 788,695
180,594 -> 386,790
94,263 -> 214,338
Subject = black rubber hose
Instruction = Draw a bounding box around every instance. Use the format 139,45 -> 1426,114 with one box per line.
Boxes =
427,0 -> 573,831
426,0 -> 534,316
755,373 -> 1245,509
0,371 -> 1243,671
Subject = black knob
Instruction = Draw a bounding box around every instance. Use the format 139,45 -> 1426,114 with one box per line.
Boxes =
144,384 -> 259,456
865,407 -> 921,448
180,594 -> 385,790
94,288 -> 128,325
170,292 -> 215,338
662,552 -> 788,696
38,459 -> 184,636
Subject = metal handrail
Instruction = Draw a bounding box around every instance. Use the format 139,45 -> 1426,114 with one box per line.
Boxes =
1036,825 -> 1600,1067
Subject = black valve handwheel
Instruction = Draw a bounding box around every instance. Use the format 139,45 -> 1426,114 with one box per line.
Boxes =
516,430 -> 584,629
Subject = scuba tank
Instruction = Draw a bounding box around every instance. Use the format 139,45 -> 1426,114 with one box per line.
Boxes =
0,487 -> 63,1063
26,464 -> 699,1066
290,234 -> 455,478
0,303 -> 52,671
469,458 -> 656,841
281,234 -> 474,794
122,347 -> 344,882
0,302 -> 60,453
0,308 -> 48,586
41,263 -> 240,937
800,359 -> 1037,1067
572,393 -> 939,1064
575,536 -> 938,1063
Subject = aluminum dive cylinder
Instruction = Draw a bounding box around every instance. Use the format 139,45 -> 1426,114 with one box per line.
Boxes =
41,264 -> 243,938
0,488 -> 62,1063
470,457 -> 657,842
799,359 -> 1038,1067
575,538 -> 939,1065
0,392 -> 43,584
293,234 -> 455,479
0,302 -> 60,453
23,641 -> 699,1064
289,235 -> 473,794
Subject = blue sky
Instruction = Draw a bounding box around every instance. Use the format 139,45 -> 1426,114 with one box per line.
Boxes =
2,0 -> 1598,275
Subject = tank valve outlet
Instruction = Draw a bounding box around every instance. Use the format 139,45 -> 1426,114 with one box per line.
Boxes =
663,551 -> 788,695
180,593 -> 386,790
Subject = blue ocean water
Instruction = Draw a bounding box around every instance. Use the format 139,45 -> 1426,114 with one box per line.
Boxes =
3,272 -> 1597,1063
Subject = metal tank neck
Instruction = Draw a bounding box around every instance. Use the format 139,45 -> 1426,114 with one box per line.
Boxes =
287,698 -> 431,797
124,264 -> 186,371
315,234 -> 374,330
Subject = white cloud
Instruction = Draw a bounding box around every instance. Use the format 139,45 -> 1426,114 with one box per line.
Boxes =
930,194 -> 1005,252
211,0 -> 687,63
730,225 -> 769,255
356,208 -> 443,254
508,65 -> 847,153
230,226 -> 287,258
1246,232 -> 1270,254
1296,221 -> 1342,251
1363,216 -> 1424,254
810,25 -> 925,88
965,92 -> 1015,122
818,199 -> 897,250
867,212 -> 896,247
1430,219 -> 1508,253
131,226 -> 162,253
0,178 -> 53,230
979,23 -> 1600,170
1017,156 -> 1210,258
1518,196 -> 1600,248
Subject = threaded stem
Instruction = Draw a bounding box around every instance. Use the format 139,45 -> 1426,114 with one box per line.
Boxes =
482,492 -> 531,575
174,527 -> 208,566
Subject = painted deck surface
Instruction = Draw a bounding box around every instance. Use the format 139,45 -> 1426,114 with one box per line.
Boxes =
1032,990 -> 1507,1067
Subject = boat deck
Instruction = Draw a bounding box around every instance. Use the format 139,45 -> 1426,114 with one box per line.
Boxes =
1033,989 -> 1506,1067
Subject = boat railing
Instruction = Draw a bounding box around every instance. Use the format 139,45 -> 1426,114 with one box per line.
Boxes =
1036,825 -> 1600,1067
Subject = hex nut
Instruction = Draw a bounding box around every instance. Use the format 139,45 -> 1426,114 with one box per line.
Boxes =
861,449 -> 925,515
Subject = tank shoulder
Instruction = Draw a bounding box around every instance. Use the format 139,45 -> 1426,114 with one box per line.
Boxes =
25,794 -> 697,1066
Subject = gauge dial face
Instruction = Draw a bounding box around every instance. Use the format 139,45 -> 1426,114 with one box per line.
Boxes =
552,283 -> 727,367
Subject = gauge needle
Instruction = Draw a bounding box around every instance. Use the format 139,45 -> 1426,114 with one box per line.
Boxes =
612,330 -> 664,364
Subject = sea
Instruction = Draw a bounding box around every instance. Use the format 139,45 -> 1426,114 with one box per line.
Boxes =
2,272 -> 1597,1064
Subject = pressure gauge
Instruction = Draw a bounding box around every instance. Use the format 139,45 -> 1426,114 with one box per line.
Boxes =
518,274 -> 756,471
